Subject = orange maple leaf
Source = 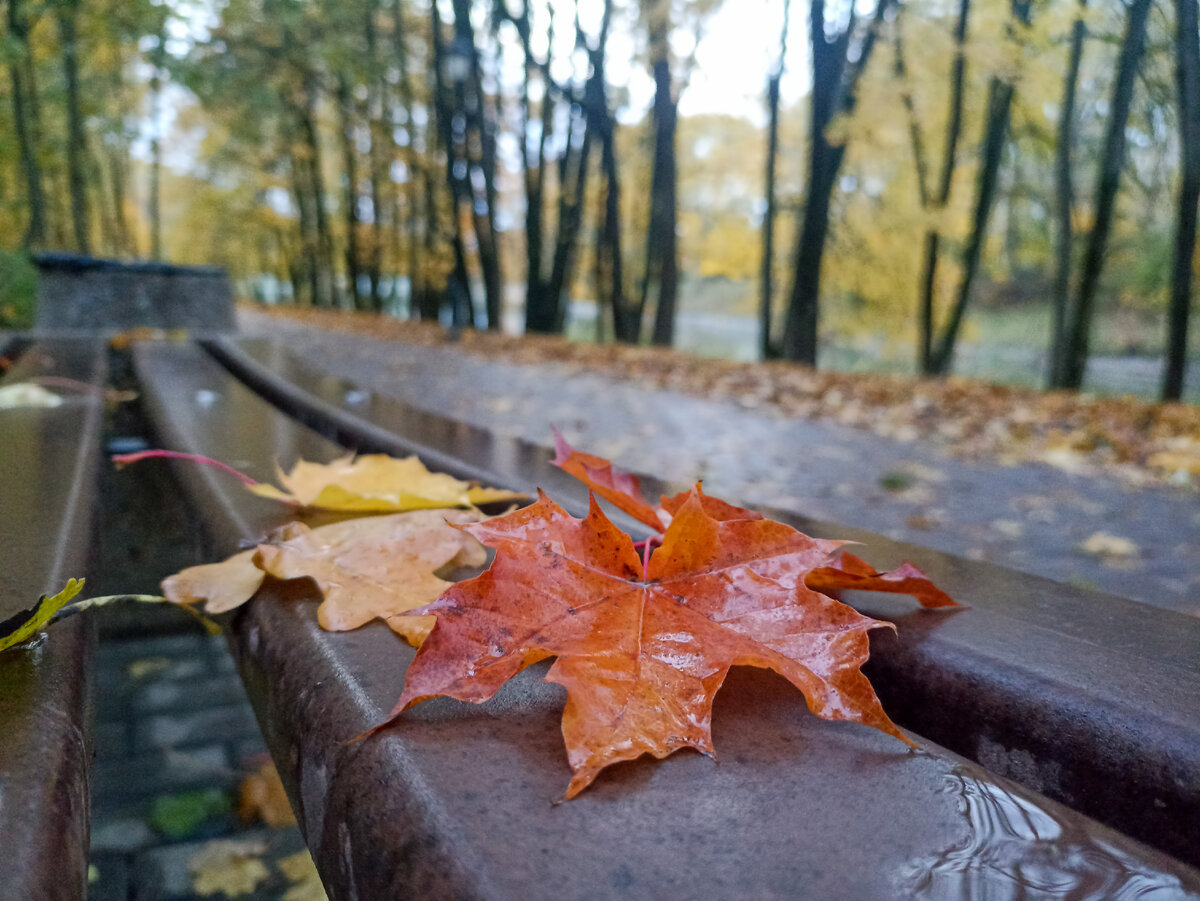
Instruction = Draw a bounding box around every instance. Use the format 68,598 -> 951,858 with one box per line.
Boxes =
390,486 -> 940,798
551,430 -> 952,603
551,427 -> 664,531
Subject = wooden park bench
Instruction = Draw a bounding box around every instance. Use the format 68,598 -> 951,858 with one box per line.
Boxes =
0,338 -> 107,900
114,334 -> 1200,897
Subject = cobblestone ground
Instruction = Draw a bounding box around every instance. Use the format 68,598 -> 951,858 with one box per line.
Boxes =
88,621 -> 313,901
240,309 -> 1200,616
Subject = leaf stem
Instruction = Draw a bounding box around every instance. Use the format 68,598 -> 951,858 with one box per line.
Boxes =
634,535 -> 662,580
112,449 -> 261,487
51,593 -> 222,634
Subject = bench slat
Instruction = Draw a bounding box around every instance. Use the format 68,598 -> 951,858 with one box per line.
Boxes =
134,339 -> 1200,898
0,339 -> 106,901
209,335 -> 1200,868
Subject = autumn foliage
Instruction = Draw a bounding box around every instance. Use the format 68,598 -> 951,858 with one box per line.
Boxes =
387,435 -> 956,798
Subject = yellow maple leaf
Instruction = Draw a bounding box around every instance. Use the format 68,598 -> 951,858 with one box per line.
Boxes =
248,453 -> 524,511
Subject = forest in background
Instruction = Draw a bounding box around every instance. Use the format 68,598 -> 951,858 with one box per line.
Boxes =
1,0 -> 1197,400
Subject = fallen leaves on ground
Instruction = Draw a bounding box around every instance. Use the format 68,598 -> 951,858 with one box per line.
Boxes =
0,383 -> 62,409
385,442 -> 957,799
238,757 -> 297,828
253,306 -> 1200,488
278,851 -> 329,901
1078,532 -> 1141,559
162,510 -> 487,645
188,839 -> 270,897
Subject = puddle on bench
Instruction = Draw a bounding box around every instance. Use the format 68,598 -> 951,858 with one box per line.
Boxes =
900,768 -> 1198,899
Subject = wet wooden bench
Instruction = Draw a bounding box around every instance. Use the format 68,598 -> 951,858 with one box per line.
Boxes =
0,338 -> 106,900
123,334 -> 1200,897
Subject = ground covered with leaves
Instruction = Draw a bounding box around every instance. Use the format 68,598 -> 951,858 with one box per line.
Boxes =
250,306 -> 1200,489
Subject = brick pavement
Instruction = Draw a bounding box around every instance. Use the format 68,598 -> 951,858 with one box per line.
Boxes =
87,621 -> 311,901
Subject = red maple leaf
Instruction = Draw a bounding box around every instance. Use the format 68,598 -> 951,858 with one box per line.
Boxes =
388,483 -> 955,798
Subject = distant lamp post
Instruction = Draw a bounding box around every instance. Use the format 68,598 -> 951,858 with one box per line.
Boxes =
443,35 -> 473,85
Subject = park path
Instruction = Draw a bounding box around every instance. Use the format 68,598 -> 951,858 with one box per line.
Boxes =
239,309 -> 1200,617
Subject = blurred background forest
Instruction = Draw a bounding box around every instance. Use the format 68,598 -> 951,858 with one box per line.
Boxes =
1,0 -> 1198,400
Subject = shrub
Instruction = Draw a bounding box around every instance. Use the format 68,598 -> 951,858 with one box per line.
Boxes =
0,250 -> 37,329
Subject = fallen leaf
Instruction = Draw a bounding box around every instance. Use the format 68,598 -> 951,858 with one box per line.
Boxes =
126,657 -> 172,680
238,758 -> 297,827
188,839 -> 269,897
1078,532 -> 1141,558
0,383 -> 62,409
254,510 -> 485,645
1148,441 -> 1200,476
162,511 -> 487,646
279,851 -> 329,901
550,427 -> 665,530
0,579 -> 84,652
388,488 -> 941,799
162,549 -> 265,614
806,551 -> 958,608
152,788 -> 232,839
248,453 -> 524,511
115,449 -> 524,513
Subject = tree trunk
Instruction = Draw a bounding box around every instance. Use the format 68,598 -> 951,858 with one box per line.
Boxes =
780,0 -> 892,364
1056,0 -> 1153,389
58,0 -> 90,255
917,0 -> 971,374
599,118 -> 633,341
390,0 -> 428,318
288,140 -> 318,307
431,2 -> 475,325
1048,0 -> 1088,386
760,0 -> 791,359
149,21 -> 167,261
579,0 -> 634,343
507,1 -> 555,334
363,5 -> 386,311
107,143 -> 131,257
1164,0 -> 1200,400
451,0 -> 502,330
927,79 -> 1016,373
298,80 -> 338,308
336,74 -> 365,311
647,58 -> 679,347
6,0 -> 47,248
545,105 -> 594,333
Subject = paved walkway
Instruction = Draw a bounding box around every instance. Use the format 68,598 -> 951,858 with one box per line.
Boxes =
240,309 -> 1200,616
